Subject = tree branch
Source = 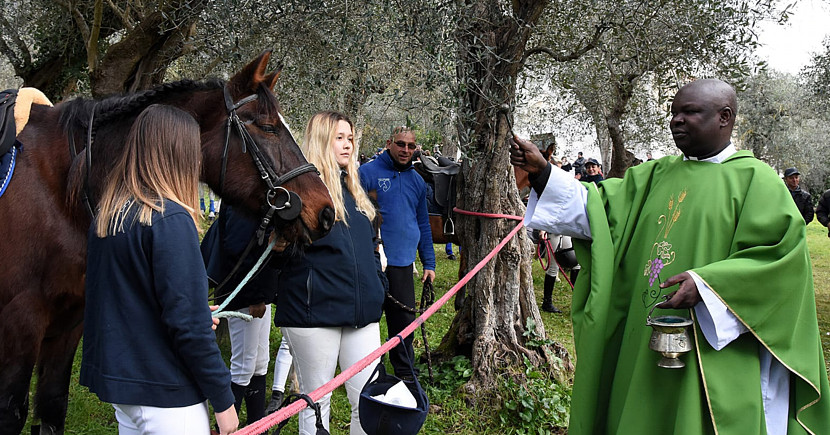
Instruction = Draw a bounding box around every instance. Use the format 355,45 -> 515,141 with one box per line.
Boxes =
88,0 -> 104,73
522,22 -> 608,64
0,12 -> 31,72
55,0 -> 91,43
106,0 -> 134,30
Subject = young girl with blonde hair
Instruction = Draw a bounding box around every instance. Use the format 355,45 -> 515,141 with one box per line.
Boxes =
81,104 -> 238,435
273,111 -> 386,435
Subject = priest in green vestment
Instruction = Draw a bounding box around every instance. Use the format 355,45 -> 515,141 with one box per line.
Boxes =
509,79 -> 830,434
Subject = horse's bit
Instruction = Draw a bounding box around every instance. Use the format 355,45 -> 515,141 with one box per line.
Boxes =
220,84 -> 318,244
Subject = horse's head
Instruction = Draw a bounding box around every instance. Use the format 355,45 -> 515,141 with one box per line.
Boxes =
198,51 -> 334,248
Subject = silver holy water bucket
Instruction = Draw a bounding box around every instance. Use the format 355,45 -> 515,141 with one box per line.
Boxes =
646,304 -> 693,369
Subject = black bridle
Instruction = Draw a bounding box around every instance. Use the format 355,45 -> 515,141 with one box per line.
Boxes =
220,85 -> 318,244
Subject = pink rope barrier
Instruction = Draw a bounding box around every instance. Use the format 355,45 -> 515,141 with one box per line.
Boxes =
234,210 -> 524,435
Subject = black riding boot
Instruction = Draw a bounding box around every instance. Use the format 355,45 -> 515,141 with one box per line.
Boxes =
245,375 -> 267,423
231,382 -> 247,417
541,273 -> 561,313
265,389 -> 285,415
570,267 -> 580,286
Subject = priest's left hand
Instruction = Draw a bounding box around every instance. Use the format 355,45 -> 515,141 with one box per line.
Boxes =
657,272 -> 702,309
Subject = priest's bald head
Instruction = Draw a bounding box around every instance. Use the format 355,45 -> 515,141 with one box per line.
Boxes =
669,79 -> 737,159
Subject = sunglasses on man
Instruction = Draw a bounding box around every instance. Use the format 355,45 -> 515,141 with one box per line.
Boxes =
394,140 -> 417,150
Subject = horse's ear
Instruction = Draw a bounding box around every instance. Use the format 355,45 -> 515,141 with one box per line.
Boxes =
263,67 -> 282,91
229,49 -> 273,91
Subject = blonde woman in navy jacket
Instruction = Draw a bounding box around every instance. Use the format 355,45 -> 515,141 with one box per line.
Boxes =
81,105 -> 237,434
273,111 -> 386,435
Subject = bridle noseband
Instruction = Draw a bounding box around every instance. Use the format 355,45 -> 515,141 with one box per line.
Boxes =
220,84 -> 318,243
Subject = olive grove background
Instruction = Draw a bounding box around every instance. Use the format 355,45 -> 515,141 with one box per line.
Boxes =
2,0 -> 828,399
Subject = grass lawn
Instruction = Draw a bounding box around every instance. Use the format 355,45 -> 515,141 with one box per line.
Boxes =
32,221 -> 830,433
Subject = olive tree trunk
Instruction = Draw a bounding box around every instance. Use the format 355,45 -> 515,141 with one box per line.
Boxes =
436,0 -> 572,394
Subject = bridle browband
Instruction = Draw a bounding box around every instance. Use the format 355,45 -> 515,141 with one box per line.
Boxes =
220,84 -> 318,244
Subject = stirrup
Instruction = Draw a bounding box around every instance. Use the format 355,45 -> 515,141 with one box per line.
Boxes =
443,217 -> 455,236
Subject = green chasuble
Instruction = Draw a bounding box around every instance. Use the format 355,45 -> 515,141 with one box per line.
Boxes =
565,151 -> 830,434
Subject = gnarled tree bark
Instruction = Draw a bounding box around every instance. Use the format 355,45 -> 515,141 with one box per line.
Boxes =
436,0 -> 573,395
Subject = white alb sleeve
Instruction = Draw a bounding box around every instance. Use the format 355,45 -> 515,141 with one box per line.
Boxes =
689,270 -> 747,350
525,168 -> 592,240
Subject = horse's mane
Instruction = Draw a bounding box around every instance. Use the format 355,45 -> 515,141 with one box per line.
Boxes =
59,77 -> 280,138
62,76 -> 280,216
58,79 -> 226,138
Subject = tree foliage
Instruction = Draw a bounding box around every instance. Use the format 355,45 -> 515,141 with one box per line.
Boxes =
735,47 -> 830,197
523,0 -> 789,176
0,0 -> 809,398
0,0 -> 209,98
803,36 -> 830,114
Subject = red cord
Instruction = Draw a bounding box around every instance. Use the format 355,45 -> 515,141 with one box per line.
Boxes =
234,209 -> 524,435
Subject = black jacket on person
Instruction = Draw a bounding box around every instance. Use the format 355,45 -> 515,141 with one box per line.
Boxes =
572,157 -> 586,176
581,173 -> 605,184
273,180 -> 386,328
201,205 -> 279,311
788,187 -> 815,224
82,200 -> 234,412
816,189 -> 830,236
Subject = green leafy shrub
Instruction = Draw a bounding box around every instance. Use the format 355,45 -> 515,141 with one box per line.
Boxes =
497,359 -> 571,434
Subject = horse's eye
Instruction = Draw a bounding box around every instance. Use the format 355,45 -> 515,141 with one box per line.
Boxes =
258,124 -> 277,134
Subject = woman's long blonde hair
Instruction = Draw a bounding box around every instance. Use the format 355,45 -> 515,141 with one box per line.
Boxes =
95,104 -> 201,237
301,111 -> 375,223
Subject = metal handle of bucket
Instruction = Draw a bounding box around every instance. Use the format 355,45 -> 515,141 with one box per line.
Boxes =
646,294 -> 671,325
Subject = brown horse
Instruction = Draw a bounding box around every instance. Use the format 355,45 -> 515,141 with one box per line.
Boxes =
0,51 -> 334,434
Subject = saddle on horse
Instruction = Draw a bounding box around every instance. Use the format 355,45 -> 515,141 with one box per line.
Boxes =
0,87 -> 53,156
1,88 -> 53,199
0,90 -> 18,158
416,155 -> 460,235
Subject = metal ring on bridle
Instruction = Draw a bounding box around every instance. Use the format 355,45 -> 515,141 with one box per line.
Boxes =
267,186 -> 292,210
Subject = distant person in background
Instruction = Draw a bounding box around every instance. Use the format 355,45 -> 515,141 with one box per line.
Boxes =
572,152 -> 586,177
647,152 -> 654,161
783,167 -> 814,224
359,125 -> 436,381
815,187 -> 830,237
446,242 -> 456,260
199,182 -> 220,220
581,158 -> 604,183
561,157 -> 572,172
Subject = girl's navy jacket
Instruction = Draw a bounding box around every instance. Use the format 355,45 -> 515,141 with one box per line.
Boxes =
81,200 -> 234,412
273,180 -> 386,328
201,205 -> 279,311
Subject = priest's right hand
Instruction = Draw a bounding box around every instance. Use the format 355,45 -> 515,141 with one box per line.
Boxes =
509,135 -> 547,175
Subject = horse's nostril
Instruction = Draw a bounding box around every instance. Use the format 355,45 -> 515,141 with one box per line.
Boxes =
319,206 -> 335,233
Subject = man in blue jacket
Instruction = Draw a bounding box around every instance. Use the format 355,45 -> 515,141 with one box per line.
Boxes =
359,126 -> 436,380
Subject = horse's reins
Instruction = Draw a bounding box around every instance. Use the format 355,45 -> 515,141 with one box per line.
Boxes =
67,104 -> 98,218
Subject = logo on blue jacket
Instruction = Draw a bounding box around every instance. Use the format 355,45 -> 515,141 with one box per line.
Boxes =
378,178 -> 391,192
